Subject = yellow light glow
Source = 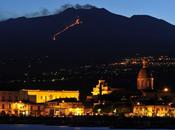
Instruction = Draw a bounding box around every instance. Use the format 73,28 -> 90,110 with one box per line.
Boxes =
21,89 -> 79,103
163,88 -> 169,92
97,108 -> 101,113
69,108 -> 72,112
75,108 -> 83,115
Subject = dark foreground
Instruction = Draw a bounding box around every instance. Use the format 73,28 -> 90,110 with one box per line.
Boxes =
0,125 -> 111,130
0,116 -> 174,129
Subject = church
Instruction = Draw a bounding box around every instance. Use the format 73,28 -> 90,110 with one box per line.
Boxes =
137,60 -> 154,90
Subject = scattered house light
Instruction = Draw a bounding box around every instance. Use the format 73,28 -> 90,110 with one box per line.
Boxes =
137,102 -> 140,105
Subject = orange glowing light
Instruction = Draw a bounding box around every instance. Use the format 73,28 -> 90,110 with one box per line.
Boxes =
53,18 -> 83,41
163,88 -> 169,92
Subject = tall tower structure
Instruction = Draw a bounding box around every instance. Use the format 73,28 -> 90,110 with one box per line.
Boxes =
91,80 -> 112,96
137,60 -> 154,90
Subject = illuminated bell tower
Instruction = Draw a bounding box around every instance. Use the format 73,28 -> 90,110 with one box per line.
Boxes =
137,60 -> 154,90
91,80 -> 112,96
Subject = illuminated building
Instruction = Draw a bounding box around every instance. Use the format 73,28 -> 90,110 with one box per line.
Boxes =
0,91 -> 19,115
0,91 -> 19,102
133,105 -> 175,117
91,80 -> 112,96
137,60 -> 154,90
28,103 -> 45,117
0,89 -> 81,116
0,100 -> 29,116
45,98 -> 84,116
0,101 -> 12,115
19,89 -> 80,103
11,101 -> 30,116
93,101 -> 132,116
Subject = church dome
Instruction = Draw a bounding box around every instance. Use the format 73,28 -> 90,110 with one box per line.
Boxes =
137,59 -> 154,90
138,67 -> 152,78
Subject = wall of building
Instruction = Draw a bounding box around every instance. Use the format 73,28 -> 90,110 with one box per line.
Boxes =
137,78 -> 154,90
45,101 -> 85,116
19,89 -> 79,103
0,91 -> 19,102
0,90 -> 81,117
133,105 -> 175,117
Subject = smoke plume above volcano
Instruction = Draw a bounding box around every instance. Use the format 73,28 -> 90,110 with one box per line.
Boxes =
0,4 -> 96,21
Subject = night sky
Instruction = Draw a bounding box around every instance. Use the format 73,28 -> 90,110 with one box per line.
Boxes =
0,0 -> 175,25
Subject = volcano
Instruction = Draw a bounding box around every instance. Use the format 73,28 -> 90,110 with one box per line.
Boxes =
0,7 -> 175,68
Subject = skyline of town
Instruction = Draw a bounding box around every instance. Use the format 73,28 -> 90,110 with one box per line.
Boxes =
0,60 -> 174,119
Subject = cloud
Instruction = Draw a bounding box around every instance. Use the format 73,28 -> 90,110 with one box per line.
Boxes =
54,4 -> 96,14
26,4 -> 96,18
74,4 -> 96,9
0,4 -> 96,21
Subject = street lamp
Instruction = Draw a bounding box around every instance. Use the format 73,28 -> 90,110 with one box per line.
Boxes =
163,88 -> 169,92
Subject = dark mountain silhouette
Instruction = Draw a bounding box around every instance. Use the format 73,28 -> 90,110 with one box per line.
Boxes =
0,7 -> 175,70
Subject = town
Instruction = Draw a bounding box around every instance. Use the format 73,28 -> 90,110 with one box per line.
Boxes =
0,59 -> 175,118
1,1 -> 175,129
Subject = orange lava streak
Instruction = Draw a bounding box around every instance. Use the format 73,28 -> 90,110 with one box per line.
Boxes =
53,18 -> 83,41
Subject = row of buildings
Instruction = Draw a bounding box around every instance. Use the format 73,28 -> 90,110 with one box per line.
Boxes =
0,60 -> 175,117
88,60 -> 175,117
0,89 -> 86,116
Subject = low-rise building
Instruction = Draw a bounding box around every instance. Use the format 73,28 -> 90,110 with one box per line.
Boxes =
133,104 -> 175,117
45,98 -> 84,116
0,89 -> 81,117
19,89 -> 79,103
0,91 -> 19,102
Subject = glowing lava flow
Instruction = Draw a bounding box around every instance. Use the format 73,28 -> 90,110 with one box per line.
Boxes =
53,18 -> 83,40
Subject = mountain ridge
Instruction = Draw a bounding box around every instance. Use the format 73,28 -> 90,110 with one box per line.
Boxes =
0,7 -> 175,69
